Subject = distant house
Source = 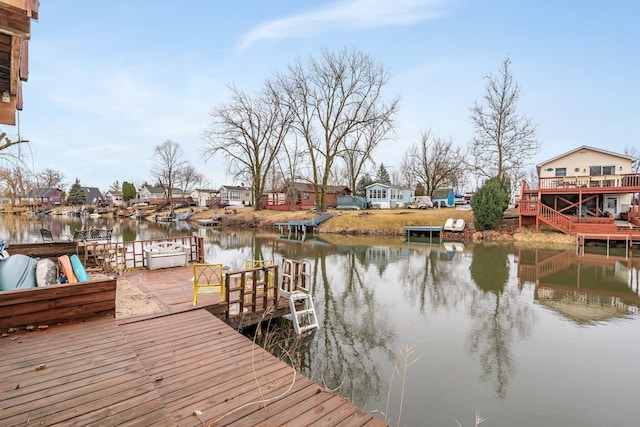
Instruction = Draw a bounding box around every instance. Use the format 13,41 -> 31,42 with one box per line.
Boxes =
366,183 -> 414,209
219,185 -> 252,207
21,188 -> 63,207
261,182 -> 351,210
138,185 -> 165,201
81,187 -> 104,204
191,188 -> 219,208
431,188 -> 455,208
104,190 -> 124,206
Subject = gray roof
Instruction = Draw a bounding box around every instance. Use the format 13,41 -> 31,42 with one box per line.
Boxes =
82,187 -> 104,203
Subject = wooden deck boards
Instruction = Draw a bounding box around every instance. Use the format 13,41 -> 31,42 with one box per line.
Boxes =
0,315 -> 171,426
125,266 -> 221,313
0,309 -> 384,427
117,309 -> 385,426
1,277 -> 384,426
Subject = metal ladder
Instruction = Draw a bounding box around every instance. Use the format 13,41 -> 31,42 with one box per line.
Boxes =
280,259 -> 319,334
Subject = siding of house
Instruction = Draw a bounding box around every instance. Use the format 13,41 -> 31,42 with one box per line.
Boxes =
366,183 -> 414,209
538,148 -> 634,213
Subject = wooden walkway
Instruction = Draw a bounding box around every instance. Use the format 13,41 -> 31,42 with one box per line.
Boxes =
125,266 -> 219,314
1,309 -> 386,426
124,265 -> 295,329
0,315 -> 170,426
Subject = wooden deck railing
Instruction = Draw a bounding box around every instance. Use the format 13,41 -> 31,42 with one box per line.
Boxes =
224,265 -> 279,320
84,236 -> 204,272
538,203 -> 573,233
538,173 -> 640,191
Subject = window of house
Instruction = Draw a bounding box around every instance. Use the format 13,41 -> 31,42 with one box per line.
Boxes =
589,165 -> 615,176
555,168 -> 567,177
304,193 -> 309,200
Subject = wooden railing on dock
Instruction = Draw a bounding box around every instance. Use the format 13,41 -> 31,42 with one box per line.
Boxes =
224,265 -> 279,323
84,236 -> 204,271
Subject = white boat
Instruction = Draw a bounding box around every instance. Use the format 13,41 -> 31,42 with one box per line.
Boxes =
443,218 -> 466,232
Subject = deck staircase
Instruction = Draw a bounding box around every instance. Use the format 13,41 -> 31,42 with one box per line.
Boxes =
280,258 -> 319,334
537,203 -> 573,234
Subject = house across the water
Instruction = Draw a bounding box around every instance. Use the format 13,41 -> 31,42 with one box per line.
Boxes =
261,182 -> 351,210
365,183 -> 414,209
518,145 -> 640,235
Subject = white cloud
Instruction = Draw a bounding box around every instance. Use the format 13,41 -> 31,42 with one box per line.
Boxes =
237,0 -> 449,50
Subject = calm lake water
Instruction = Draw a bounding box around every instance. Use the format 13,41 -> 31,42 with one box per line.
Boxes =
3,214 -> 640,427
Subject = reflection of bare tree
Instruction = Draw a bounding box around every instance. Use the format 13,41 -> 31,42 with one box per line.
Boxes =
468,246 -> 533,399
308,250 -> 396,408
398,248 -> 471,314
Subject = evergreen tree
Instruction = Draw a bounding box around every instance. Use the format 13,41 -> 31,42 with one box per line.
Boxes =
67,178 -> 86,205
355,173 -> 374,196
470,176 -> 510,230
122,181 -> 137,201
415,183 -> 425,196
376,163 -> 391,184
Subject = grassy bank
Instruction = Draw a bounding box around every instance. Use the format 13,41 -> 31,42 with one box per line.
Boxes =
193,206 -> 575,245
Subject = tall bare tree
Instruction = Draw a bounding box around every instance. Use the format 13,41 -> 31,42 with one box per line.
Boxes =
152,140 -> 186,209
401,130 -> 464,197
203,82 -> 292,210
280,48 -> 399,211
341,113 -> 394,192
0,164 -> 33,206
468,57 -> 539,182
37,168 -> 66,190
176,164 -> 204,195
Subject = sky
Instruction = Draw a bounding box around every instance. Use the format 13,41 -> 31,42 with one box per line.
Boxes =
3,0 -> 639,192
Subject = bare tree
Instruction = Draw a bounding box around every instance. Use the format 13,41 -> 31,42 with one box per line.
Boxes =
0,164 -> 33,206
152,140 -> 186,209
176,164 -> 204,194
37,168 -> 66,190
624,146 -> 640,173
280,48 -> 399,211
401,130 -> 464,197
203,82 -> 292,210
341,114 -> 394,192
468,57 -> 539,182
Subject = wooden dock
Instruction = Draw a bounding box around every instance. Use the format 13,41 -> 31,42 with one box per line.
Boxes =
1,308 -> 386,426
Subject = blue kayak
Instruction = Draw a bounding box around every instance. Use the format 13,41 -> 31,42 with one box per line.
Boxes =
0,254 -> 38,291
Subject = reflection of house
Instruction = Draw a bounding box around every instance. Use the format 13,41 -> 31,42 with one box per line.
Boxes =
21,188 -> 63,207
517,248 -> 640,323
519,146 -> 640,234
0,1 -> 38,125
220,185 -> 252,207
366,183 -> 413,209
365,246 -> 410,266
431,188 -> 455,208
261,183 -> 351,210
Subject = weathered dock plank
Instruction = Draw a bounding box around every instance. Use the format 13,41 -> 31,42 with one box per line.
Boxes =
0,316 -> 170,426
118,309 -> 385,426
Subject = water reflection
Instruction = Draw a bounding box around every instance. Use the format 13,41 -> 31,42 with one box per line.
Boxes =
517,248 -> 640,323
468,245 -> 533,399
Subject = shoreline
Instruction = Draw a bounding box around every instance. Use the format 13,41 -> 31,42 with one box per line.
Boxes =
191,206 -> 577,246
